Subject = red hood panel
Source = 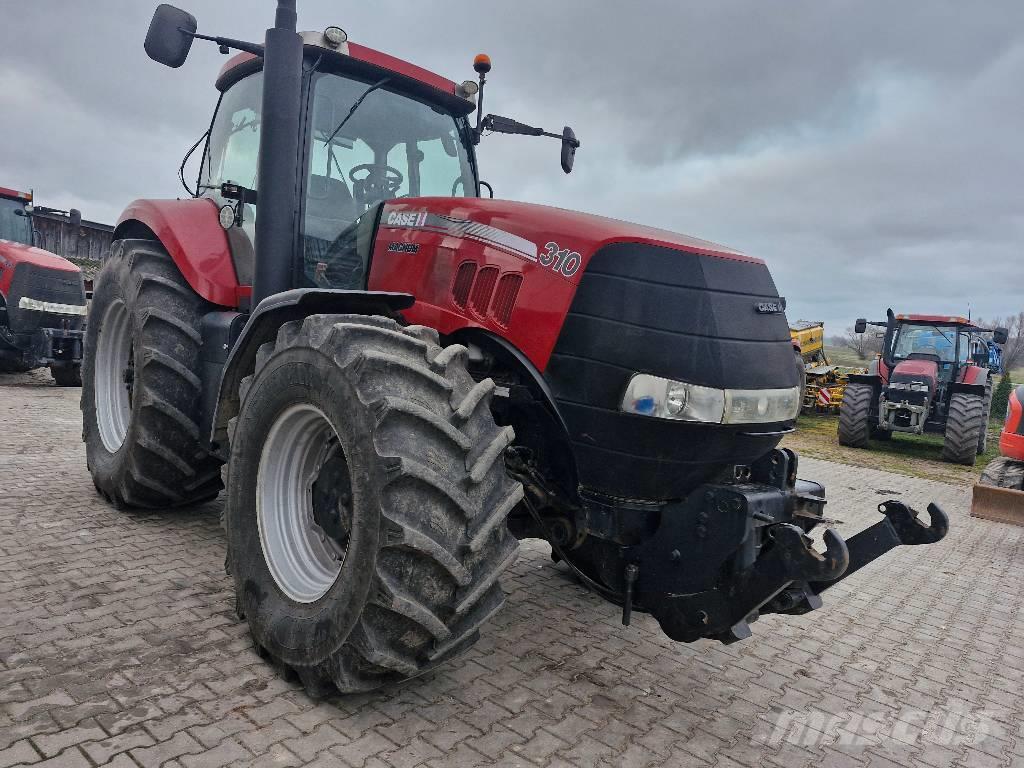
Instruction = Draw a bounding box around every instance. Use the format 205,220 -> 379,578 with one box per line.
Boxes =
383,197 -> 760,270
0,239 -> 81,273
891,359 -> 938,386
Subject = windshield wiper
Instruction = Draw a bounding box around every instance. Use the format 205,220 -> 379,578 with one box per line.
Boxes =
323,77 -> 391,146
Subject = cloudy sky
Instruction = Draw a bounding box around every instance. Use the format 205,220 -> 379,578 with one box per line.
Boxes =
1,1 -> 1020,331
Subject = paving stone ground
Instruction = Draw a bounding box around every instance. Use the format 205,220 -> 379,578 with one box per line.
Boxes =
2,368 -> 1023,768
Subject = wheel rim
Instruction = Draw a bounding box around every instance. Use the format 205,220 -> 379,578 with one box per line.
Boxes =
94,298 -> 133,452
256,403 -> 352,603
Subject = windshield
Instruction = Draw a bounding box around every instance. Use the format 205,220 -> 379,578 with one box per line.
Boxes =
892,324 -> 958,363
302,71 -> 476,289
0,197 -> 32,245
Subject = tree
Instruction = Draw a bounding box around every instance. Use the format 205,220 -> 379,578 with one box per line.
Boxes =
991,375 -> 1014,424
843,326 -> 882,361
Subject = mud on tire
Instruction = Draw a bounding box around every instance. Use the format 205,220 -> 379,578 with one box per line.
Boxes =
941,392 -> 984,465
838,382 -> 873,448
225,314 -> 523,694
81,239 -> 223,508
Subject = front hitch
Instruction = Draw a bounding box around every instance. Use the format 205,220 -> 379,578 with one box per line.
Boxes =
642,497 -> 948,644
808,500 -> 948,595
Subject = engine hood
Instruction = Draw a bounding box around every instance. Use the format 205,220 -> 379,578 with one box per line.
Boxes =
890,359 -> 938,387
0,239 -> 81,274
382,196 -> 762,275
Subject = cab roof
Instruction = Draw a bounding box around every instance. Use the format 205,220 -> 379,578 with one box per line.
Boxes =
0,186 -> 31,202
896,314 -> 984,330
216,33 -> 474,116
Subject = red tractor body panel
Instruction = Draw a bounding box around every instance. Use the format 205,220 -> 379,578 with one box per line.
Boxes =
367,197 -> 756,371
117,199 -> 240,307
958,364 -> 987,385
1000,385 -> 1024,461
0,239 -> 81,298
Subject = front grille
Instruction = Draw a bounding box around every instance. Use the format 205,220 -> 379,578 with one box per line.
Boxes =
490,273 -> 522,326
6,262 -> 86,334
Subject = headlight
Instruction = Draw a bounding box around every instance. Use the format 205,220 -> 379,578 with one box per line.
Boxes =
621,374 -> 800,424
17,296 -> 87,315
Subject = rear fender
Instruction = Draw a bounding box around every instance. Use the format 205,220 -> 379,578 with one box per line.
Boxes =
115,199 -> 242,308
208,288 -> 414,457
957,365 -> 989,387
848,373 -> 882,390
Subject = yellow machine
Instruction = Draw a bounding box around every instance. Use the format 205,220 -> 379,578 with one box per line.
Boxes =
789,321 -> 862,413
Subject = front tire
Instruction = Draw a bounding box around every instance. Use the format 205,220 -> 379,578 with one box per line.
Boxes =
941,392 -> 984,465
81,239 -> 223,508
838,382 -> 873,448
225,314 -> 522,694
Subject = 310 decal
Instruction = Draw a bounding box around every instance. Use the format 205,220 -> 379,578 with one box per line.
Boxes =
539,241 -> 582,277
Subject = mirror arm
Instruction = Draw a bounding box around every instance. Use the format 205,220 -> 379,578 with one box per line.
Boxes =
187,30 -> 264,57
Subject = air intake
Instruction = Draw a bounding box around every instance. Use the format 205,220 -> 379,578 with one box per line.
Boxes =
490,273 -> 522,326
469,266 -> 499,317
452,261 -> 476,308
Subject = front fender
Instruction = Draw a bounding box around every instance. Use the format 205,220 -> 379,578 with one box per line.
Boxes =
208,288 -> 414,456
115,199 -> 241,307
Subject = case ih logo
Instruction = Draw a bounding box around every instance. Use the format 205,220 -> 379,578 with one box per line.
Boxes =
386,211 -> 428,227
756,299 -> 786,314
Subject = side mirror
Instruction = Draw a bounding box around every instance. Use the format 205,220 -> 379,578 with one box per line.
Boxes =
561,126 -> 578,174
993,327 -> 1009,345
854,318 -> 867,334
145,4 -> 197,68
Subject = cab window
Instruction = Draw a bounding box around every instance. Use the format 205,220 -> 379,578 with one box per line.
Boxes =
301,71 -> 475,289
202,73 -> 263,250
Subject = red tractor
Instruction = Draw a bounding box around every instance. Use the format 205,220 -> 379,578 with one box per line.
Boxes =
82,2 -> 948,695
839,311 -> 1007,464
973,384 -> 1024,523
0,186 -> 86,385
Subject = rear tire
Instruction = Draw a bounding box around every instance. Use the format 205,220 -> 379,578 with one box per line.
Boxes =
51,363 -> 82,387
838,382 -> 873,448
225,314 -> 522,694
979,456 -> 1024,490
941,392 -> 984,465
81,239 -> 223,508
978,380 -> 993,454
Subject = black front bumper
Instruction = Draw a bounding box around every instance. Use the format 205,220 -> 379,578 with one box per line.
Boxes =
1,325 -> 84,368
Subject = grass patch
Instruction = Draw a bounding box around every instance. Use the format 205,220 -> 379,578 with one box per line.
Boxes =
823,345 -> 870,368
781,410 -> 1000,487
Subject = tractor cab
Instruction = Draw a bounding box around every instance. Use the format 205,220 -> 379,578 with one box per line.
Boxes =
0,187 -> 34,246
200,37 -> 482,294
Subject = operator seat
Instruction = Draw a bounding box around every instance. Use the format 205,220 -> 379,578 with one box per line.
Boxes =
305,175 -> 358,241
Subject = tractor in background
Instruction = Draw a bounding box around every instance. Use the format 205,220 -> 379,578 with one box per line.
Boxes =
973,383 -> 1024,524
0,186 -> 86,385
789,320 -> 863,413
839,310 -> 1008,465
80,2 -> 948,695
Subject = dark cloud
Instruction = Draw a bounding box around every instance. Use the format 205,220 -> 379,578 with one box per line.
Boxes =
1,1 -> 1019,331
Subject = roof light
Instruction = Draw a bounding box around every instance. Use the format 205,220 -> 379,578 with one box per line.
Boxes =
473,53 -> 491,74
458,80 -> 479,98
323,26 -> 347,48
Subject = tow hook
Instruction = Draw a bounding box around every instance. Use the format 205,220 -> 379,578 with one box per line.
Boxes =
809,500 -> 948,594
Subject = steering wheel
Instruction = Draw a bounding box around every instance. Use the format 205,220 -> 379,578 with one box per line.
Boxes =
349,163 -> 404,204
